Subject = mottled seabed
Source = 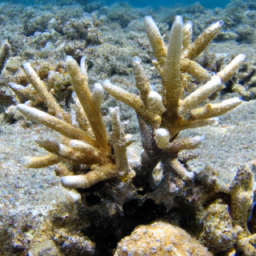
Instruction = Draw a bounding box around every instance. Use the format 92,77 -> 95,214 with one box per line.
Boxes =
1,0 -> 256,255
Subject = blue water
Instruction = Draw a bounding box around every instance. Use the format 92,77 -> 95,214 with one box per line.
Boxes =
104,0 -> 232,9
0,0 -> 233,9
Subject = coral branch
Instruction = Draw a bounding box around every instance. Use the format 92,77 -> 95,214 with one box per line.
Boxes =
182,21 -> 193,48
170,158 -> 194,180
182,20 -> 223,60
179,75 -> 223,117
111,107 -> 130,176
190,97 -> 242,120
66,56 -> 109,151
70,140 -> 104,165
132,56 -> 151,106
217,54 -> 246,82
23,154 -> 61,168
144,16 -> 167,67
165,136 -> 204,153
102,80 -> 161,127
162,15 -> 183,118
17,104 -> 96,146
8,83 -> 34,103
61,164 -> 118,189
181,58 -> 210,82
23,62 -> 68,121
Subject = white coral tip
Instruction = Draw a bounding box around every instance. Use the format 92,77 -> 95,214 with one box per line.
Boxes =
92,83 -> 104,103
61,175 -> 86,189
154,128 -> 170,149
193,135 -> 204,143
22,156 -> 33,166
185,171 -> 194,179
147,90 -> 165,114
144,15 -> 155,25
210,20 -> 224,30
132,56 -> 142,64
174,15 -> 183,26
8,83 -> 24,90
102,79 -> 111,86
65,55 -> 75,62
184,20 -> 193,30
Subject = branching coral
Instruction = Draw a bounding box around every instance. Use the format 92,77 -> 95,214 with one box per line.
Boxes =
8,14 -> 252,256
103,15 -> 245,193
12,56 -> 134,189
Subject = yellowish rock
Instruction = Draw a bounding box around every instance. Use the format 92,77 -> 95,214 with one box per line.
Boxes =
115,221 -> 212,256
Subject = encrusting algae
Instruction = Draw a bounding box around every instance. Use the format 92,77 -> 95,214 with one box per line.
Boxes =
7,14 -> 256,256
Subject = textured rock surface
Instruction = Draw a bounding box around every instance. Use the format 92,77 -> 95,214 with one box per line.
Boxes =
114,221 -> 212,256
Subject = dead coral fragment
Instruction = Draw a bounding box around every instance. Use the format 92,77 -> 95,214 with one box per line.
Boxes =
15,56 -> 133,189
114,221 -> 212,256
199,200 -> 237,253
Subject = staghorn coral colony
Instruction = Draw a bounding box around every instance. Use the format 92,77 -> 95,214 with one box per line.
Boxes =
6,12 -> 256,256
2,0 -> 256,255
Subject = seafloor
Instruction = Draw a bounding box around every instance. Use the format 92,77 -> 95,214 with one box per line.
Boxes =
1,0 -> 256,255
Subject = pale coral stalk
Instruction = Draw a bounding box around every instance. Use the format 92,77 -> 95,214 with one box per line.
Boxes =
61,164 -> 118,189
217,54 -> 246,82
8,83 -> 34,102
179,75 -> 223,117
22,62 -> 68,121
144,16 -> 167,67
72,92 -> 91,132
182,21 -> 193,48
182,20 -> 223,60
111,107 -> 130,176
66,56 -> 109,151
102,80 -> 161,127
165,136 -> 204,153
70,140 -> 105,165
190,97 -> 242,120
170,159 -> 194,180
162,15 -> 183,118
132,56 -> 151,105
23,154 -> 60,168
17,104 -> 96,146
181,59 -> 210,82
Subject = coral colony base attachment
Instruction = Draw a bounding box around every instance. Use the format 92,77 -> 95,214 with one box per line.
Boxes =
9,15 -> 256,255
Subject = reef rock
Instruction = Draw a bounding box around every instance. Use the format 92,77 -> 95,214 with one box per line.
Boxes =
114,221 -> 212,256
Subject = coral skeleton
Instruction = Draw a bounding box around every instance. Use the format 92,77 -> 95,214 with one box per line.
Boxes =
103,15 -> 245,192
13,56 -> 133,189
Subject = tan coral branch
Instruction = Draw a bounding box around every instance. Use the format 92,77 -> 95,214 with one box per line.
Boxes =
61,164 -> 118,189
144,16 -> 167,67
66,56 -> 109,151
17,104 -> 96,146
162,15 -> 183,118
